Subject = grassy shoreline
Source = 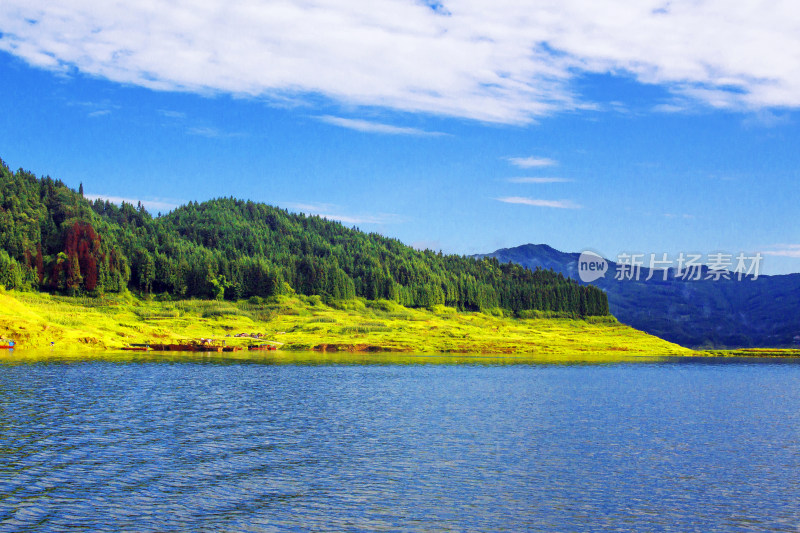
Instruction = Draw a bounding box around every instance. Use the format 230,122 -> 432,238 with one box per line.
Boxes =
0,288 -> 694,357
700,348 -> 800,358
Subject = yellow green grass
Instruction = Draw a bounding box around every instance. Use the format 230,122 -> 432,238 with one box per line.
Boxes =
701,348 -> 800,358
0,288 -> 693,357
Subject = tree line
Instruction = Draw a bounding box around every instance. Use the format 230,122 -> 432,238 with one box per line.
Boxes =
0,159 -> 609,316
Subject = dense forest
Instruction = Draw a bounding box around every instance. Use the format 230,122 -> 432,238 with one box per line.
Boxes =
0,159 -> 609,316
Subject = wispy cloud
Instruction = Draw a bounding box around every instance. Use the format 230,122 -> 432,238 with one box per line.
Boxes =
187,126 -> 222,138
607,100 -> 629,114
495,196 -> 581,209
85,194 -> 182,214
315,116 -> 444,136
285,202 -> 404,225
158,109 -> 187,120
411,240 -> 442,252
652,102 -> 690,114
70,100 -> 118,118
286,202 -> 338,214
664,213 -> 695,219
158,110 -> 238,138
4,1 -> 800,123
186,126 -> 243,139
741,110 -> 792,129
507,177 -> 571,184
506,157 -> 558,169
762,244 -> 800,258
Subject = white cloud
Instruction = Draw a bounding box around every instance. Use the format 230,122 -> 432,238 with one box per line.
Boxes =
411,240 -> 442,252
85,194 -> 181,213
2,1 -> 800,123
157,110 -> 241,137
507,177 -> 571,183
187,126 -> 222,138
495,196 -> 581,209
507,156 -> 558,168
186,126 -> 243,138
741,110 -> 792,129
315,115 -> 444,136
285,202 -> 338,214
70,99 -> 118,117
652,102 -> 689,113
285,201 -> 403,225
762,244 -> 800,258
158,109 -> 187,119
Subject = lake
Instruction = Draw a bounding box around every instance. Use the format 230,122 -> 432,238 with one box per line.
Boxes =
1,353 -> 799,531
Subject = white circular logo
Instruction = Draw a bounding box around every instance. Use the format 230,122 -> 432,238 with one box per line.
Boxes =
577,251 -> 608,282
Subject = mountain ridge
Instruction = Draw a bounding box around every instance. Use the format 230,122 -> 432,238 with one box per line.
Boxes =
475,243 -> 800,348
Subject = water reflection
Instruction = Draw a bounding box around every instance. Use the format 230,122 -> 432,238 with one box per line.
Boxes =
0,350 -> 682,367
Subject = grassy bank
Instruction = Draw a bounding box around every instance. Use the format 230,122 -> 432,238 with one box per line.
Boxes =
701,348 -> 800,358
0,289 -> 692,356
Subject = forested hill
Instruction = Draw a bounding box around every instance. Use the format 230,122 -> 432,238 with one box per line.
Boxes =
0,159 -> 608,316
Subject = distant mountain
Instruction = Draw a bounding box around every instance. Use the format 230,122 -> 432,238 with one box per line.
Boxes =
476,244 -> 800,348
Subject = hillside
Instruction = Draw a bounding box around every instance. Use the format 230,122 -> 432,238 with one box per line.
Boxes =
0,288 -> 691,357
0,159 -> 608,317
477,244 -> 800,348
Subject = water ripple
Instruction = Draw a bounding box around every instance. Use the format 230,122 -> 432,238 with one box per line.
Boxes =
1,359 -> 800,531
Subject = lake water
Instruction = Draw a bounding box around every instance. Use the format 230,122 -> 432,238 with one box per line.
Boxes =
1,353 -> 799,531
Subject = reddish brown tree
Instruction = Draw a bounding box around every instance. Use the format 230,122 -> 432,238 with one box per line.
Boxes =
35,243 -> 44,284
53,222 -> 102,291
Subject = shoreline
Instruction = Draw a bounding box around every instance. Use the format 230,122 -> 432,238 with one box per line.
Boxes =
6,289 -> 799,359
0,289 -> 692,357
3,348 -> 800,368
700,348 -> 800,358
4,346 -> 800,357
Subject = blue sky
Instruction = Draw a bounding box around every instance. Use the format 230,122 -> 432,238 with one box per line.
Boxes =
1,1 -> 799,274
